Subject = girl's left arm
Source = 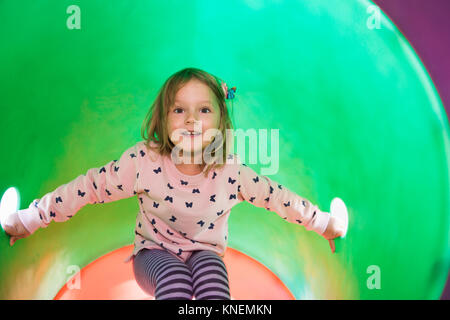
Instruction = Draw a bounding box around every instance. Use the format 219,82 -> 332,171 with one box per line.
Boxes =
237,162 -> 330,237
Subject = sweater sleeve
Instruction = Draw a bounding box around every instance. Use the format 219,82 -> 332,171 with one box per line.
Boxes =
237,162 -> 330,236
17,143 -> 139,234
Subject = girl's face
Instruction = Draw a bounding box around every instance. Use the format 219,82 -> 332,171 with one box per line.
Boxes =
167,79 -> 221,158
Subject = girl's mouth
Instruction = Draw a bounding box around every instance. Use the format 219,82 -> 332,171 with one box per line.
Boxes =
182,131 -> 201,136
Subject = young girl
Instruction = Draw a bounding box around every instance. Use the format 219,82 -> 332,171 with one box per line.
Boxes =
4,67 -> 344,300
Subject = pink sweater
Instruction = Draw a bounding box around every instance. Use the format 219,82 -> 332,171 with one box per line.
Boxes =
18,140 -> 330,263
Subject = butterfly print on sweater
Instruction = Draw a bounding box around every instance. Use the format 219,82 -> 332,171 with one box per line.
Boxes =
197,220 -> 205,227
153,167 -> 161,174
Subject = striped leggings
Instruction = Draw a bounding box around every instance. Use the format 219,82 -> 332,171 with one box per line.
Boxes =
133,248 -> 231,300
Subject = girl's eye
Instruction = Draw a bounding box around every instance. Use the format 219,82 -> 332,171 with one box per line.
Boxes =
173,107 -> 211,113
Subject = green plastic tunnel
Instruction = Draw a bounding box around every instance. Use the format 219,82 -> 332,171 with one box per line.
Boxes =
1,0 -> 449,299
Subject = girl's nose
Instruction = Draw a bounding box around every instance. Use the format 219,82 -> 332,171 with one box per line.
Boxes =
185,111 -> 198,124
185,117 -> 195,125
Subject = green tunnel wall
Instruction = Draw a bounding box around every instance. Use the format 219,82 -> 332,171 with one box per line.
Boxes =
0,0 -> 449,299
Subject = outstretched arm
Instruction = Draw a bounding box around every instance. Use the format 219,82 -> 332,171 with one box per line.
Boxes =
237,162 -> 330,236
16,143 -> 139,235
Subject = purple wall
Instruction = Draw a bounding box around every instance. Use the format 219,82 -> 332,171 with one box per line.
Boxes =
373,0 -> 450,124
373,0 -> 450,300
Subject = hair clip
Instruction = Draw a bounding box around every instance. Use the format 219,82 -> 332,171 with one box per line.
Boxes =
227,86 -> 236,100
221,82 -> 237,100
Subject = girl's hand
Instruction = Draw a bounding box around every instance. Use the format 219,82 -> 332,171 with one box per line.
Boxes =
322,215 -> 345,240
2,211 -> 31,246
322,216 -> 345,253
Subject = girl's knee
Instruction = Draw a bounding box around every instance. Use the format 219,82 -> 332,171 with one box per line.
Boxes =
187,250 -> 230,300
155,272 -> 194,300
133,249 -> 194,299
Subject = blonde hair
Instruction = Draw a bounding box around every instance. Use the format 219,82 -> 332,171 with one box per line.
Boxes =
141,67 -> 235,177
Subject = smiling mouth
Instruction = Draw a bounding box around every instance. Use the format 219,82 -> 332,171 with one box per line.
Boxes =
182,132 -> 201,136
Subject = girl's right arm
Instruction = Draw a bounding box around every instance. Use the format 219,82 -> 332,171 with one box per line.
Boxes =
14,143 -> 140,237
